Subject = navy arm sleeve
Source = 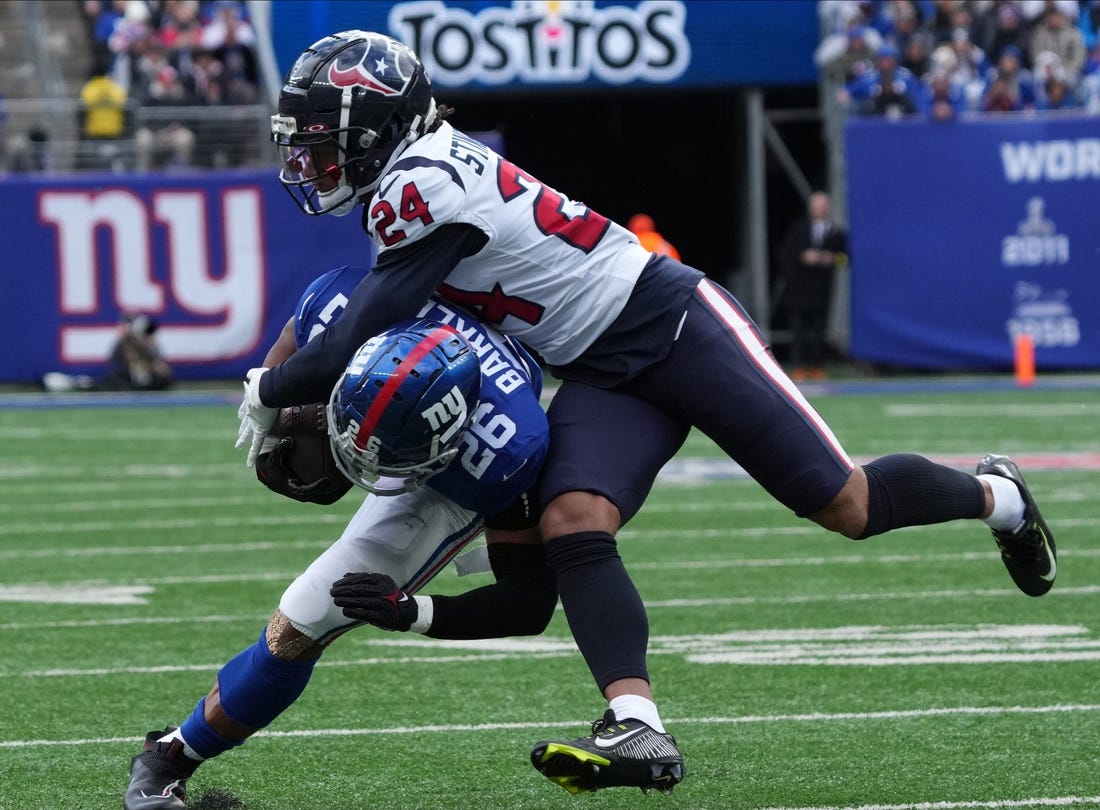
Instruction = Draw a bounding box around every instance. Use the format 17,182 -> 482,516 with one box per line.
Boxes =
259,223 -> 489,406
425,543 -> 558,639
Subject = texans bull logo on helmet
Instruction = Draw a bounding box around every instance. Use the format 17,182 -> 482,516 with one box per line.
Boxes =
327,42 -> 408,95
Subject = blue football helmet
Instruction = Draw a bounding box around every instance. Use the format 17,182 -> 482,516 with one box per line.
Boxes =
272,30 -> 436,216
327,320 -> 481,495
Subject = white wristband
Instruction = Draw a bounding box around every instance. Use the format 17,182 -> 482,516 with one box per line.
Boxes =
410,595 -> 433,634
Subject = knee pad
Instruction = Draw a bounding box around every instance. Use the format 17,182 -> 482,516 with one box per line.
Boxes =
266,610 -> 323,661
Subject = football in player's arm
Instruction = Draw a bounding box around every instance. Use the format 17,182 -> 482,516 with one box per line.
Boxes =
123,265 -> 557,810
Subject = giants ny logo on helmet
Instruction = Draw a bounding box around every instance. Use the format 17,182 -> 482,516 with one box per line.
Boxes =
327,320 -> 481,496
420,385 -> 470,459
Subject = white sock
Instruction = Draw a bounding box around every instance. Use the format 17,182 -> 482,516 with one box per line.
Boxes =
609,694 -> 666,733
157,727 -> 205,762
978,474 -> 1026,533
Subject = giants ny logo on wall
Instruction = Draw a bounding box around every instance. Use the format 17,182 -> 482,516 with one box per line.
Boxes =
387,0 -> 691,86
37,187 -> 264,364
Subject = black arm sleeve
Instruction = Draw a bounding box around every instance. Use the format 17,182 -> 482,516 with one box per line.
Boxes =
260,223 -> 489,407
425,543 -> 558,640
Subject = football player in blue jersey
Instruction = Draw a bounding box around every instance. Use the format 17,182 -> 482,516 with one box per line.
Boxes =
241,30 -> 1057,797
124,265 -> 557,810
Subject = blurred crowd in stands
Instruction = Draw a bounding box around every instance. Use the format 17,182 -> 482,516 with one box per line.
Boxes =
76,0 -> 261,170
818,0 -> 1100,118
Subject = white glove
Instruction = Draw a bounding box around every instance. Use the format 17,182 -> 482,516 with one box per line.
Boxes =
234,367 -> 278,468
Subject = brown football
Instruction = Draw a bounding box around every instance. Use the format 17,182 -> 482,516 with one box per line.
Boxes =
269,403 -> 353,503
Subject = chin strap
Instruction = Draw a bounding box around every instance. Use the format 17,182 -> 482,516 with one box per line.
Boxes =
317,183 -> 358,217
407,98 -> 438,142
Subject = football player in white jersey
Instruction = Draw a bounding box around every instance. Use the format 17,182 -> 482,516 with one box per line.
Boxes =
242,30 -> 1057,796
124,265 -> 557,809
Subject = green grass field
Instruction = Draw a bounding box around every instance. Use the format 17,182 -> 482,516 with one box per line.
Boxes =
2,379 -> 1099,810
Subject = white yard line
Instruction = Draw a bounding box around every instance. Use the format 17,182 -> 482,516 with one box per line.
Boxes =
3,514 -> 1100,549
3,703 -> 1098,749
3,536 -> 1099,568
2,584 -> 1098,628
0,538 -> 331,560
0,513 -> 350,539
885,403 -> 1099,418
15,622 -> 1100,675
0,613 -> 261,631
4,488 -> 1094,515
0,495 -> 270,513
760,798 -> 1100,810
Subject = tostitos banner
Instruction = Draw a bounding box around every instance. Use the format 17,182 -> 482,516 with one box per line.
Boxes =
847,114 -> 1100,371
269,0 -> 820,90
0,169 -> 371,383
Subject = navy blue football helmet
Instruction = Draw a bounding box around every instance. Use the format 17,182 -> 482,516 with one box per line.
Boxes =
327,320 -> 481,495
272,30 -> 436,216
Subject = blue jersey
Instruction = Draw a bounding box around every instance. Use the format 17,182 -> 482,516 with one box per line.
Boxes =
294,266 -> 548,518
293,264 -> 365,350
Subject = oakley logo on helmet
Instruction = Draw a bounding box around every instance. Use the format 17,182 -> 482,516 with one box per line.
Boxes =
328,52 -> 403,94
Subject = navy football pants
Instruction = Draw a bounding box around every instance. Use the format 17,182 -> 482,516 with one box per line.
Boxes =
540,278 -> 854,525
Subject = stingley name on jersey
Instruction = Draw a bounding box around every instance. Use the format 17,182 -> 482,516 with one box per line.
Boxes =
363,122 -> 654,367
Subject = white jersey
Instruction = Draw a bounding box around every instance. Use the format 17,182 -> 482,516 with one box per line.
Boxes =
364,122 -> 652,366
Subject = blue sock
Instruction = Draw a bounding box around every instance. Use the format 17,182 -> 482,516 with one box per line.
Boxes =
180,697 -> 237,760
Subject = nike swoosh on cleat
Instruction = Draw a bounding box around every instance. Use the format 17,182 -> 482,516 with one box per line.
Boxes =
593,727 -> 646,748
1040,546 -> 1057,582
141,779 -> 182,799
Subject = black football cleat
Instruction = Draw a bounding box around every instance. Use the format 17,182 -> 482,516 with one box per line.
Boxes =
977,453 -> 1057,597
531,710 -> 685,795
123,727 -> 201,810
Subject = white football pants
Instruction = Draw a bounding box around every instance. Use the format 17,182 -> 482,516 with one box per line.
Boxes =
278,481 -> 483,644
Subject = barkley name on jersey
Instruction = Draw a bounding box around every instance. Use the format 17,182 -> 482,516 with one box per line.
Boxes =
295,264 -> 547,519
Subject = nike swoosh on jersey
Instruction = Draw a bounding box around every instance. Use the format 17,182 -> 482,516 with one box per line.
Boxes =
500,458 -> 528,483
377,174 -> 401,200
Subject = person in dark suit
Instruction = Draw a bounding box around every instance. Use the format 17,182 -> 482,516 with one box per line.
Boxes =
779,191 -> 848,380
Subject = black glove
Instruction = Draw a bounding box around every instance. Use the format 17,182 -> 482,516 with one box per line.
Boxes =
331,572 -> 418,631
286,475 -> 341,504
255,435 -> 299,493
256,436 -> 350,505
